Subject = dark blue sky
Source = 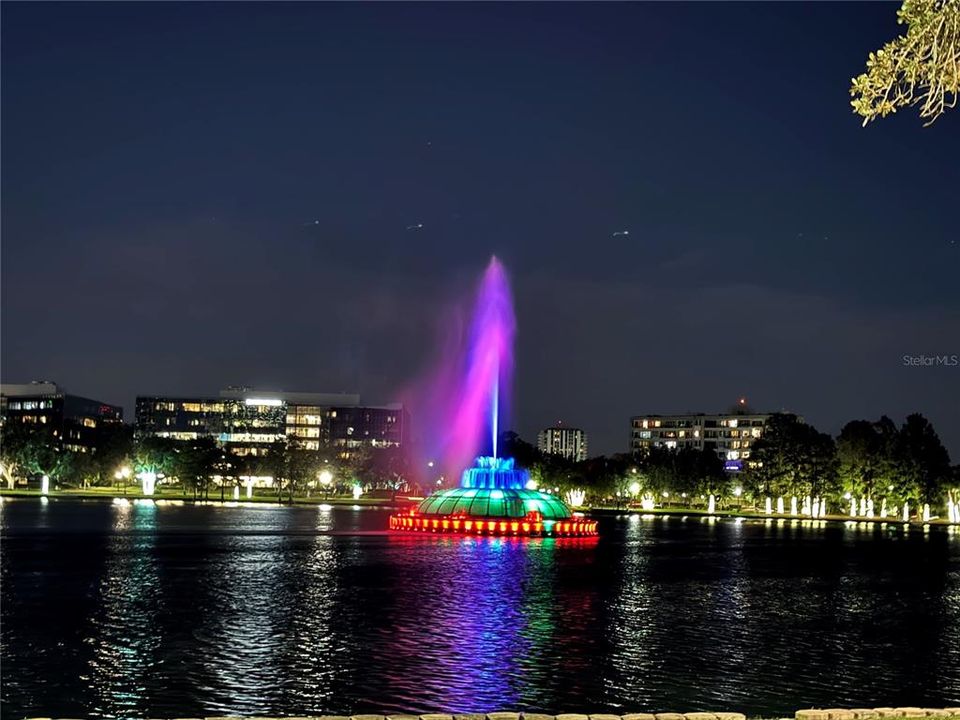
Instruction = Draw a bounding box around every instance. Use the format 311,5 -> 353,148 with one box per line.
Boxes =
2,2 -> 958,457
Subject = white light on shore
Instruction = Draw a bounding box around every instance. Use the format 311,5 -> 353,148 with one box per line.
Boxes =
565,488 -> 586,507
707,494 -> 716,515
764,497 -> 772,515
352,484 -> 363,500
41,475 -> 50,495
138,471 -> 157,496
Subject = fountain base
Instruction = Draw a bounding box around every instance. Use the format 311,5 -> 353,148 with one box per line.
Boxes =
389,509 -> 598,537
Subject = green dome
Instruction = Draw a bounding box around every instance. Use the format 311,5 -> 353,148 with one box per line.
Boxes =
417,487 -> 573,520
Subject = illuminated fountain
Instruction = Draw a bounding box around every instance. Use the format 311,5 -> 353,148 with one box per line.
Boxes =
390,258 -> 597,538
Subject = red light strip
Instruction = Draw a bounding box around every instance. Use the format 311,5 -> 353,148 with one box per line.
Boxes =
389,513 -> 598,537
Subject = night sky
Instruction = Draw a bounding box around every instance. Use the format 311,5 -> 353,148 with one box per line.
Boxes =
2,2 -> 958,458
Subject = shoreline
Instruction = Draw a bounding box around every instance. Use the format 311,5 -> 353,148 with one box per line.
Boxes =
2,489 -> 957,527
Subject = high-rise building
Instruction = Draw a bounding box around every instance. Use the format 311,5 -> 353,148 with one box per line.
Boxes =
1,381 -> 124,453
629,405 -> 794,470
537,424 -> 588,462
135,387 -> 406,456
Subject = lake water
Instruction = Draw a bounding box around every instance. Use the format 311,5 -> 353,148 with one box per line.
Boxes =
1,498 -> 959,719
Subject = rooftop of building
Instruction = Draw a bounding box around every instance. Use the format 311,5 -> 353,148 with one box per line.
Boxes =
136,387 -> 402,410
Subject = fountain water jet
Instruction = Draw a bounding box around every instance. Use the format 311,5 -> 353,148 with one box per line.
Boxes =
390,258 -> 597,537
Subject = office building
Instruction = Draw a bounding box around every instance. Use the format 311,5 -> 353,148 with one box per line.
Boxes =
1,381 -> 124,453
135,386 -> 406,456
537,424 -> 588,462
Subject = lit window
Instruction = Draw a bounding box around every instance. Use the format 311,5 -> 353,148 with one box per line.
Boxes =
182,403 -> 201,412
82,418 -> 97,428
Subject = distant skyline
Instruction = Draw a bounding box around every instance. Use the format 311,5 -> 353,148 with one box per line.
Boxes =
2,2 -> 957,457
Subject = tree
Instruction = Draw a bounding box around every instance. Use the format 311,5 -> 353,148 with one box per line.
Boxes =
134,436 -> 177,491
213,447 -> 245,501
1,422 -> 36,488
174,437 -> 219,499
91,424 -> 134,487
851,0 -> 960,126
746,414 -> 839,504
893,413 -> 951,507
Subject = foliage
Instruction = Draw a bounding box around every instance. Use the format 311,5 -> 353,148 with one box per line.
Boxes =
745,414 -> 840,501
892,413 -> 952,504
837,417 -> 899,500
851,0 -> 960,125
173,437 -> 220,499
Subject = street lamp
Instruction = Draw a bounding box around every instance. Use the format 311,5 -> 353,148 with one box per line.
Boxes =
318,469 -> 333,498
115,465 -> 132,494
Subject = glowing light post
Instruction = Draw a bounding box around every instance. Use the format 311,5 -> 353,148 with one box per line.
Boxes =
764,497 -> 772,515
137,470 -> 157,496
790,496 -> 798,516
707,494 -> 716,515
233,486 -> 240,501
246,478 -> 254,499
776,496 -> 784,515
845,492 -> 855,518
902,502 -> 910,523
922,503 -> 931,523
318,469 -> 333,499
40,474 -> 50,496
352,484 -> 363,501
733,485 -> 742,512
115,466 -> 132,495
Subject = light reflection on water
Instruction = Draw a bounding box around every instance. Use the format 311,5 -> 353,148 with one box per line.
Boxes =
1,500 -> 958,719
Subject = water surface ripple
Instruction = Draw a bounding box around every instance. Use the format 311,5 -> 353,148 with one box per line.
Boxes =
1,500 -> 958,718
